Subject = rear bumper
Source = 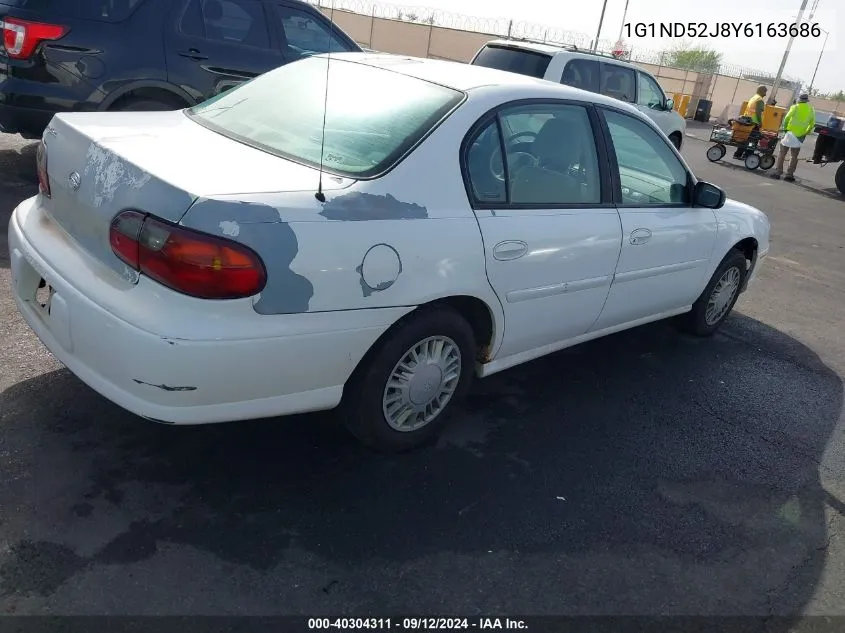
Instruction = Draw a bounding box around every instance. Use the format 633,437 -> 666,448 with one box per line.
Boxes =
8,196 -> 411,424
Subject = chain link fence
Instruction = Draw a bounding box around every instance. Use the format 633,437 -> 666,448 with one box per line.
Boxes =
310,0 -> 800,83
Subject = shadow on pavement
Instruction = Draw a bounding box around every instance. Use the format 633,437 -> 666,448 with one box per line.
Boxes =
0,139 -> 38,269
0,312 -> 840,617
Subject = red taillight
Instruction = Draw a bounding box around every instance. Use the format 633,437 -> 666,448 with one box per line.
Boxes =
1,18 -> 67,60
109,212 -> 267,300
36,139 -> 50,197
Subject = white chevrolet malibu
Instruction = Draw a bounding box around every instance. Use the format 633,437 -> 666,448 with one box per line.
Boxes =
8,53 -> 770,452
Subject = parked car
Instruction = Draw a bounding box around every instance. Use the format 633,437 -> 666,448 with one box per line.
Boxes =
9,54 -> 770,452
0,0 -> 361,139
470,40 -> 687,150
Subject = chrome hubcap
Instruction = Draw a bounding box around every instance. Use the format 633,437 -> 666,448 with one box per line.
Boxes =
705,266 -> 741,326
382,336 -> 462,432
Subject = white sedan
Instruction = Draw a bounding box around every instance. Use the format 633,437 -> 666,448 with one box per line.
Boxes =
8,53 -> 770,452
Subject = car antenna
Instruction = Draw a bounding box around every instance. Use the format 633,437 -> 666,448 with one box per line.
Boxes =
315,0 -> 336,203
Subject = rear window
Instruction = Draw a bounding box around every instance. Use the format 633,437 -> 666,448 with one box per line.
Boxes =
187,57 -> 465,178
471,45 -> 551,79
0,0 -> 144,22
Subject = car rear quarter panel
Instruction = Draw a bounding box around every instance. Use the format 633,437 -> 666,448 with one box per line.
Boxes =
711,200 -> 771,277
177,111 -> 503,342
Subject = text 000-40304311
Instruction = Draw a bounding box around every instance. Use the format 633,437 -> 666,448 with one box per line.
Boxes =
623,22 -> 823,39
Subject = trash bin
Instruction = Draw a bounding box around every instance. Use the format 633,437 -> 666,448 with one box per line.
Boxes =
694,99 -> 713,122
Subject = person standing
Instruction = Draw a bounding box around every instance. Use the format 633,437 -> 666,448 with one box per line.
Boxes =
734,85 -> 767,159
771,93 -> 816,182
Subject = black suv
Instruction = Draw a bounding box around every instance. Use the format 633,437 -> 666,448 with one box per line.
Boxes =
0,0 -> 361,139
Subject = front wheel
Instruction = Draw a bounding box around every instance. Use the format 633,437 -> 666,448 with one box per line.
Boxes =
677,250 -> 748,337
669,132 -> 683,150
707,144 -> 726,162
759,153 -> 776,170
341,306 -> 476,452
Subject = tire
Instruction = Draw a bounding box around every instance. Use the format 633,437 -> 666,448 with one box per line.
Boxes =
836,163 -> 845,196
340,306 -> 476,453
706,144 -> 726,162
760,153 -> 776,170
677,250 -> 748,337
669,133 -> 683,150
111,98 -> 182,112
744,153 -> 761,170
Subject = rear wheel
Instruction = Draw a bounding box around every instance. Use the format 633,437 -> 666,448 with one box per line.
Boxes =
677,250 -> 748,337
341,306 -> 476,453
836,163 -> 845,196
111,97 -> 183,112
759,153 -> 776,170
744,153 -> 761,170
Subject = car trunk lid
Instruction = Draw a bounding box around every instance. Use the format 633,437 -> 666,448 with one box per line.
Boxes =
39,110 -> 348,281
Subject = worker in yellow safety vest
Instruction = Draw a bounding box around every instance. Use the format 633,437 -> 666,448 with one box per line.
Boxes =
771,93 -> 816,182
733,85 -> 767,159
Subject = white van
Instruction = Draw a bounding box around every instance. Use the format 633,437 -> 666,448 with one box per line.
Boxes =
470,40 -> 687,149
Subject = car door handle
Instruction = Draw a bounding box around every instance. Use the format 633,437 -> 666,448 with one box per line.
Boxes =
493,240 -> 528,261
629,228 -> 652,245
178,48 -> 208,61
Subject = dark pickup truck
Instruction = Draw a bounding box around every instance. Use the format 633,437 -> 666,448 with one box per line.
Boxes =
810,115 -> 845,195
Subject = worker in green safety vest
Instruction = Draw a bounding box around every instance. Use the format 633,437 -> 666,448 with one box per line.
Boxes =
771,93 -> 816,182
733,85 -> 767,159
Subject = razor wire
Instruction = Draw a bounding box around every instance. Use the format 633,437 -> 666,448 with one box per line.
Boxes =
309,0 -> 801,83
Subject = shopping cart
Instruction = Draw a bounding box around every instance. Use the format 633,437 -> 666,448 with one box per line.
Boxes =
706,121 -> 779,171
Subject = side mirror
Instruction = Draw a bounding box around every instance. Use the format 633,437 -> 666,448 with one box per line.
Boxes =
664,98 -> 674,111
693,181 -> 726,209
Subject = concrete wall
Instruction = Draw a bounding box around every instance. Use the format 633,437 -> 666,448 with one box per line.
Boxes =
322,7 -> 845,118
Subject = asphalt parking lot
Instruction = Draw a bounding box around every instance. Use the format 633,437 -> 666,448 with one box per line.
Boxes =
1,130 -> 844,619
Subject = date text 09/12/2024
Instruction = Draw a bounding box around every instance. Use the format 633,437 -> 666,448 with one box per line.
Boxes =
623,22 -> 823,39
307,618 -> 527,630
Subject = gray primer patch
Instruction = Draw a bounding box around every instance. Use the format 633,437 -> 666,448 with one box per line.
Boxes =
133,379 -> 197,392
180,199 -> 314,314
319,192 -> 428,221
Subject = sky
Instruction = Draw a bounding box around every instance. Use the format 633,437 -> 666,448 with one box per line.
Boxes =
386,0 -> 843,94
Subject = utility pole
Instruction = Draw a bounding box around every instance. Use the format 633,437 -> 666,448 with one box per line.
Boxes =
808,28 -> 829,96
592,0 -> 608,52
769,0 -> 809,104
616,0 -> 630,45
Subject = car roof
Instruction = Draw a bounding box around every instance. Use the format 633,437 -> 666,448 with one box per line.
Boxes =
481,39 -> 643,69
322,52 -> 645,116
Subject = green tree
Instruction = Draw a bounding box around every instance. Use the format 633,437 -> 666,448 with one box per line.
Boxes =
662,43 -> 723,73
832,91 -> 845,102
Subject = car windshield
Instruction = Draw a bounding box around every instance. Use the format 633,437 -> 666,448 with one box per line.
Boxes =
186,57 -> 465,178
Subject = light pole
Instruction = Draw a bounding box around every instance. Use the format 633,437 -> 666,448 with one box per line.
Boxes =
592,0 -> 608,52
616,0 -> 630,45
808,27 -> 829,96
769,0 -> 810,104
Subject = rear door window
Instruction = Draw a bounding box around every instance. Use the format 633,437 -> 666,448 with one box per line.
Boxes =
181,0 -> 271,49
471,45 -> 551,79
600,63 -> 636,103
0,0 -> 145,22
275,3 -> 354,59
561,59 -> 600,93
